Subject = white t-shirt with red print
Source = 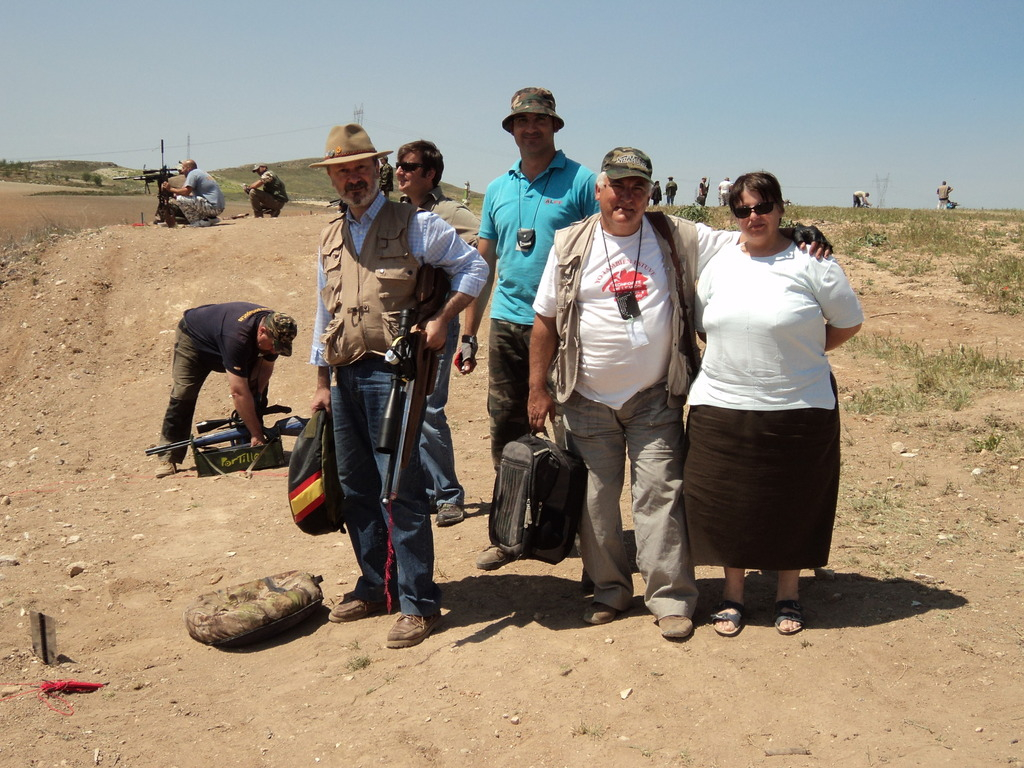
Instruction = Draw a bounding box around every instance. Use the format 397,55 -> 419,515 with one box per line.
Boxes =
534,219 -> 734,409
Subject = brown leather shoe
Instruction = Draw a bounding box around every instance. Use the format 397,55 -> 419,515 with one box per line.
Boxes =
583,602 -> 620,625
386,613 -> 442,648
328,595 -> 386,624
474,545 -> 510,571
658,615 -> 694,640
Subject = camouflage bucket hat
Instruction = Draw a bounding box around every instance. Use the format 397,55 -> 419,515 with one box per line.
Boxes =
502,87 -> 564,133
601,147 -> 654,183
309,124 -> 391,168
264,312 -> 297,356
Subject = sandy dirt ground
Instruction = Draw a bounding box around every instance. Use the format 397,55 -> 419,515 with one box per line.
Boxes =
0,194 -> 1022,768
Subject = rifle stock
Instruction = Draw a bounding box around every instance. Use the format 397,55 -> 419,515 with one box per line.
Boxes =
376,264 -> 451,503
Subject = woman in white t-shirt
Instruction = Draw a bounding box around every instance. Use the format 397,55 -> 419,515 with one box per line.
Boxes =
683,172 -> 863,637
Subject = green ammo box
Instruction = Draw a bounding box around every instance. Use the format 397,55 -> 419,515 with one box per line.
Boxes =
193,437 -> 286,477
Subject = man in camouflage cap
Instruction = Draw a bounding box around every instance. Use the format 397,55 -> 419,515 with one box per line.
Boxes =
245,164 -> 289,218
522,147 -> 730,638
155,302 -> 297,477
464,87 -> 599,570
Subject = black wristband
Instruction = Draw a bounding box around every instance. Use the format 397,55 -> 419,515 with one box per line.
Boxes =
461,335 -> 477,343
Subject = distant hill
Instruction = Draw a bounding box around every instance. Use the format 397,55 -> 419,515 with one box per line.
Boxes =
215,160 -> 478,209
0,159 -> 123,192
0,157 -> 480,209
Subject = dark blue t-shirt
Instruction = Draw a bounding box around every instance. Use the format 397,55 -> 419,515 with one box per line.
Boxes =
182,302 -> 277,378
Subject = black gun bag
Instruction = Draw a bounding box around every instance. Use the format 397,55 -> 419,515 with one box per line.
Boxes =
488,433 -> 587,565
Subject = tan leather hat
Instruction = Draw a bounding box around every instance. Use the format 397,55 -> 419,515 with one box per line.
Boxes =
309,124 -> 391,168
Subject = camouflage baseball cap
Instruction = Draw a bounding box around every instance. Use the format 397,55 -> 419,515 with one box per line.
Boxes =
601,147 -> 653,183
263,312 -> 297,356
251,164 -> 266,173
502,87 -> 564,133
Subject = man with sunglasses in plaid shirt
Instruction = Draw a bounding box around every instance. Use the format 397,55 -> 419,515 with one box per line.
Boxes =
396,139 -> 480,528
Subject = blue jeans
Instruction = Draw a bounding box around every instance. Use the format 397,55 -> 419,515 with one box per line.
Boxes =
419,317 -> 465,508
330,357 -> 441,616
562,385 -> 698,619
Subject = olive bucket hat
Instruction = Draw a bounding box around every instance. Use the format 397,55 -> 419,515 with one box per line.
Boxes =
501,87 -> 564,133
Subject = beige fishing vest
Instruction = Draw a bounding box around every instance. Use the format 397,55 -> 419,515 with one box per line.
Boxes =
551,213 -> 699,406
319,201 -> 419,366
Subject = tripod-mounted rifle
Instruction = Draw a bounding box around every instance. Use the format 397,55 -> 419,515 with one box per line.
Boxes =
113,139 -> 181,226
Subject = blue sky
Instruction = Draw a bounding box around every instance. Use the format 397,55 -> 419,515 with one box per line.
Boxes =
2,0 -> 1020,209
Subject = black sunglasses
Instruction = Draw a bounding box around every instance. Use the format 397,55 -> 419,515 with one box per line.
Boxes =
732,201 -> 775,218
397,162 -> 424,172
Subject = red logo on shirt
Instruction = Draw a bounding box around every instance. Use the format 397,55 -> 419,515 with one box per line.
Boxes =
603,270 -> 649,299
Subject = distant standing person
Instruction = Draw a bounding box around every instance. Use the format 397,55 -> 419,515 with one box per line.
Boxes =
464,180 -> 471,204
937,180 -> 953,209
717,177 -> 732,206
665,176 -> 678,205
379,157 -> 395,199
650,180 -> 662,206
245,164 -> 289,218
162,160 -> 225,227
696,177 -> 709,206
853,191 -> 871,208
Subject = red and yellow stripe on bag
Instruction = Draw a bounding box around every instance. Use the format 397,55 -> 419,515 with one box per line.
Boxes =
289,470 -> 326,523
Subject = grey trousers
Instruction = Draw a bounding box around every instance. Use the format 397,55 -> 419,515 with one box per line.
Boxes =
562,385 -> 697,620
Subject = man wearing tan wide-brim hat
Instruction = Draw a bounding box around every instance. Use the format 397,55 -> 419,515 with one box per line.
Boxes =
306,123 -> 489,650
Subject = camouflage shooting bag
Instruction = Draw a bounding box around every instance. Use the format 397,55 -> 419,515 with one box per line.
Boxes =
183,570 -> 324,647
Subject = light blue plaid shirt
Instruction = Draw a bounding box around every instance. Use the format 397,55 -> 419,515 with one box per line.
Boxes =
309,192 -> 488,366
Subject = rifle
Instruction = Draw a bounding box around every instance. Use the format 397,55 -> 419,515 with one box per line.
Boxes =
375,265 -> 449,504
113,139 -> 181,226
145,405 -> 306,457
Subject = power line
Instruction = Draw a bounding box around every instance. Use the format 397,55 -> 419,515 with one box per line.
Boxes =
14,123 -> 337,162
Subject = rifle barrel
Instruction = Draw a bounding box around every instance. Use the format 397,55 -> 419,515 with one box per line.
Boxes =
144,412 -> 306,457
145,439 -> 192,456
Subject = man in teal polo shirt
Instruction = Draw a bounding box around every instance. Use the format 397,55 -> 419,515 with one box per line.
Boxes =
462,86 -> 597,571
464,87 -> 597,463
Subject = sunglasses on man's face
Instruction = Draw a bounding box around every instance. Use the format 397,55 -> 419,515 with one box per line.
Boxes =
397,162 -> 424,172
732,201 -> 775,218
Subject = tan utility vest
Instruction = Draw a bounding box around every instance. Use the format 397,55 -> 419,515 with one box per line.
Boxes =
551,213 -> 699,406
319,201 -> 419,366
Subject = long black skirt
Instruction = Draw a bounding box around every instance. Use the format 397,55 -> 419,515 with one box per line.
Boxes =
683,400 -> 840,571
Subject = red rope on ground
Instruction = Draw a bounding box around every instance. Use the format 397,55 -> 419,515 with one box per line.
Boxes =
0,680 -> 106,716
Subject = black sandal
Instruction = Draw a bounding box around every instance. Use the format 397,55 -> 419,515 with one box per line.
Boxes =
710,600 -> 745,637
774,599 -> 804,635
